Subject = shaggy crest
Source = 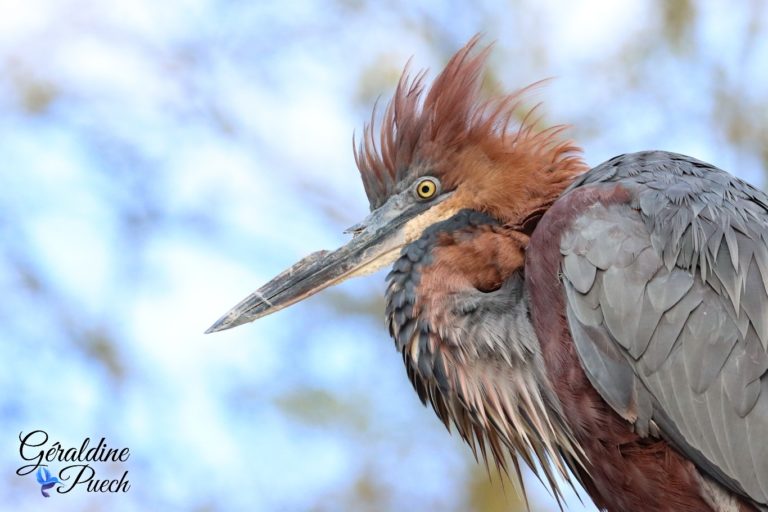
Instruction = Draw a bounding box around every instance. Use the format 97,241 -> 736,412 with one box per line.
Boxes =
354,36 -> 585,211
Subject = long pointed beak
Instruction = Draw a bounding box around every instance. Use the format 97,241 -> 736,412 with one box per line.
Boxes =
205,218 -> 408,334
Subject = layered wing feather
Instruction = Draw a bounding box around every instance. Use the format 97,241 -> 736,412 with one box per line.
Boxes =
559,151 -> 768,508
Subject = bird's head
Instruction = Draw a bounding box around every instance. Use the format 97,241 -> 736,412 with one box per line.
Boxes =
206,37 -> 586,333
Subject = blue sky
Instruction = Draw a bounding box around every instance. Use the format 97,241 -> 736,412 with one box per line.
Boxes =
1,1 -> 766,511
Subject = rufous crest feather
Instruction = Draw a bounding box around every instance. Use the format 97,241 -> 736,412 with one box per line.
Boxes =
354,35 -> 586,214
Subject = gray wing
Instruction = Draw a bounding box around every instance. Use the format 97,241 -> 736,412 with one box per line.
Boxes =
560,151 -> 768,507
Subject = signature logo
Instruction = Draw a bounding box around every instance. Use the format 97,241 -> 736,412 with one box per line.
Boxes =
17,430 -> 130,497
35,467 -> 60,498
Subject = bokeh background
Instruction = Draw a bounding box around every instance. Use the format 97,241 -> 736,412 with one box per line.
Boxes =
1,0 -> 767,510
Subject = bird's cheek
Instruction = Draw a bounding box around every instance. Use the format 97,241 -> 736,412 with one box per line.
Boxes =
402,200 -> 462,243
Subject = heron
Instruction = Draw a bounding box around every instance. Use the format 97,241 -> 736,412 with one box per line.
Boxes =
206,38 -> 768,511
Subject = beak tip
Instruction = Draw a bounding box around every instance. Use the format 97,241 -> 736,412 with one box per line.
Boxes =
205,308 -> 258,334
204,322 -> 223,335
204,315 -> 236,334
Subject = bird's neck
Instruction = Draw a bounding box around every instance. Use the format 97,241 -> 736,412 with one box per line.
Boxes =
445,144 -> 588,229
385,210 -> 584,496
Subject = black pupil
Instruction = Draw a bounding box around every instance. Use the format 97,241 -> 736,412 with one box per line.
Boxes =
421,184 -> 431,194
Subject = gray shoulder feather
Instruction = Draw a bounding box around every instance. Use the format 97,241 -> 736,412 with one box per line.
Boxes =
560,151 -> 768,508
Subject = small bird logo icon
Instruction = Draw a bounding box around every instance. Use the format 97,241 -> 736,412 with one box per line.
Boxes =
35,467 -> 60,497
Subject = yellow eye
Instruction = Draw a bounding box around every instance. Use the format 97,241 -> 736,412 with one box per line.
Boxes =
415,178 -> 438,199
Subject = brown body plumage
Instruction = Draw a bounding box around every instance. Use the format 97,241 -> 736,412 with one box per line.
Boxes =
209,37 -> 768,511
527,184 -> 739,511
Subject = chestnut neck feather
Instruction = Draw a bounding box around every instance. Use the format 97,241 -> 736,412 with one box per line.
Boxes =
385,210 -> 585,506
